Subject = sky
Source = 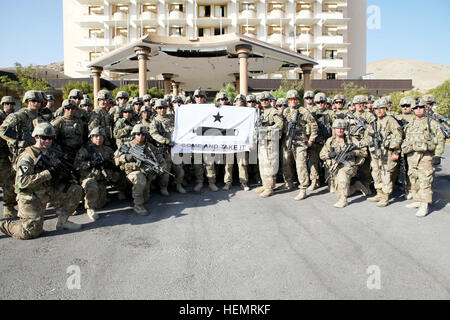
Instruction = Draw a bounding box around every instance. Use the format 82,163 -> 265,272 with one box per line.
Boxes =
0,0 -> 449,68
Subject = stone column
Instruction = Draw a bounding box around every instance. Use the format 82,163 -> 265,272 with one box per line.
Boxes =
162,73 -> 174,95
172,81 -> 180,96
134,46 -> 151,97
300,64 -> 314,93
90,66 -> 103,108
236,44 -> 252,95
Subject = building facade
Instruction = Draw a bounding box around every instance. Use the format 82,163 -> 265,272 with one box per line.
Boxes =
63,0 -> 366,81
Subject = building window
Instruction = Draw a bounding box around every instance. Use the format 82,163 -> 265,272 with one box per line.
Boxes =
89,51 -> 103,61
143,27 -> 157,35
198,28 -> 212,37
324,50 -> 338,60
214,5 -> 227,17
214,27 -> 226,35
241,3 -> 255,12
326,73 -> 337,80
323,26 -> 339,36
198,5 -> 211,17
88,6 -> 103,15
170,4 -> 184,12
170,27 -> 184,36
112,4 -> 129,15
89,29 -> 103,39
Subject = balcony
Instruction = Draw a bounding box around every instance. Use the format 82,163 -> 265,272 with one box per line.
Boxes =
267,9 -> 285,21
316,35 -> 344,45
76,14 -> 106,27
317,11 -> 350,25
318,59 -> 344,69
238,10 -> 259,25
195,17 -> 232,28
104,12 -> 129,27
113,35 -> 128,47
167,10 -> 186,25
267,33 -> 290,48
133,11 -> 159,27
296,33 -> 313,44
75,37 -> 114,51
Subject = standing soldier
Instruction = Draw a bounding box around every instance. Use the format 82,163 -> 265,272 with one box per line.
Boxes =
0,123 -> 82,239
40,94 -> 56,123
75,127 -> 126,221
109,91 -> 129,120
309,92 -> 334,190
333,94 -> 347,118
131,97 -> 144,121
367,95 -> 375,114
113,105 -> 137,146
114,125 -> 164,216
365,99 -> 403,207
0,96 -> 18,217
281,90 -> 318,200
320,119 -> 369,208
52,99 -> 85,161
234,94 -> 247,107
88,90 -> 114,148
216,92 -> 230,106
254,91 -> 284,198
246,94 -> 257,108
275,98 -> 287,116
402,99 -> 446,217
0,90 -> 46,165
149,99 -> 185,195
303,91 -> 315,110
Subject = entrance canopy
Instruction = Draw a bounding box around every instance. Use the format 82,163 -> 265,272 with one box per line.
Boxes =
87,33 -> 317,92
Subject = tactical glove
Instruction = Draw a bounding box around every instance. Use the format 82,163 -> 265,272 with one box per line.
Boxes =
328,151 -> 337,159
344,151 -> 356,160
432,156 -> 441,166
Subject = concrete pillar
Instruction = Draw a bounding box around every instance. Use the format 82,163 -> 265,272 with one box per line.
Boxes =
172,81 -> 180,96
90,66 -> 103,108
236,44 -> 252,95
301,64 -> 314,92
162,73 -> 174,95
134,46 -> 151,97
233,73 -> 240,93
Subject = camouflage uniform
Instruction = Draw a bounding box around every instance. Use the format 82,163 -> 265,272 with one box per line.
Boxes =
89,107 -> 114,147
401,99 -> 446,217
365,100 -> 403,206
320,120 -> 368,208
52,112 -> 85,160
149,107 -> 185,195
255,92 -> 284,198
0,124 -> 82,239
113,111 -> 137,147
0,110 -> 17,217
281,104 -> 318,199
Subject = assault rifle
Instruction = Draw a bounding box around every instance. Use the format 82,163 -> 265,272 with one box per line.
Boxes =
287,111 -> 303,151
312,112 -> 332,144
119,144 -> 174,177
325,143 -> 357,183
428,112 -> 450,138
369,120 -> 383,160
347,113 -> 368,132
85,143 -> 116,183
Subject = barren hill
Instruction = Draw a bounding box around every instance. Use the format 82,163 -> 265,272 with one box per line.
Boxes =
367,58 -> 450,91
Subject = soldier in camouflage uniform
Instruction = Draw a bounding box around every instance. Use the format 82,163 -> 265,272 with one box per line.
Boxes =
0,96 -> 18,218
52,99 -> 85,160
149,99 -> 186,195
109,91 -> 129,121
75,127 -> 126,221
88,90 -> 114,148
303,91 -> 315,110
281,90 -> 318,200
0,90 -> 47,166
113,105 -> 137,146
0,123 -> 82,239
423,94 -> 449,134
216,92 -> 230,107
308,92 -> 334,190
275,98 -> 287,116
254,91 -> 284,198
367,95 -> 375,114
320,119 -> 369,208
131,98 -> 144,121
364,99 -> 403,207
114,124 -> 164,216
246,94 -> 257,108
402,99 -> 446,217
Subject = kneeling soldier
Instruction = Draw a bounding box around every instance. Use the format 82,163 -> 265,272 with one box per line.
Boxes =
320,119 -> 369,208
0,123 -> 82,239
114,125 -> 165,216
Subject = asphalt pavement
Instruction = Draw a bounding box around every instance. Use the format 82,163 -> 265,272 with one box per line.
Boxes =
0,146 -> 449,300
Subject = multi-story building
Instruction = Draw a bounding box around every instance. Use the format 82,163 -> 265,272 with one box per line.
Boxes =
63,0 -> 366,81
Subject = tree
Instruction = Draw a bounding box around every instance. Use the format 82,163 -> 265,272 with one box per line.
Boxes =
111,84 -> 164,99
0,63 -> 52,100
271,79 -> 304,100
427,79 -> 450,117
62,81 -> 93,99
217,83 -> 238,103
341,82 -> 366,101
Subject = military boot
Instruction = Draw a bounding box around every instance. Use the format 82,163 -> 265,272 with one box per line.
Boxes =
376,192 -> 389,207
406,202 -> 421,209
222,183 -> 232,191
415,203 -> 429,217
3,207 -> 18,219
193,182 -> 203,193
208,183 -> 219,192
133,205 -> 149,216
278,181 -> 294,191
307,179 -> 319,191
87,209 -> 99,221
241,183 -> 250,191
363,183 -> 372,196
334,196 -> 348,208
354,181 -> 370,197
294,189 -> 307,201
160,187 -> 169,197
368,189 -> 383,202
176,184 -> 187,194
254,186 -> 265,194
56,216 -> 82,231
260,188 -> 274,198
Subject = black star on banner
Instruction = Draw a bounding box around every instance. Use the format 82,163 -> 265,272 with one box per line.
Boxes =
213,112 -> 223,123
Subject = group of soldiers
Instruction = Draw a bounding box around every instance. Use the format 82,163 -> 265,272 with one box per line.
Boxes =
0,86 -> 447,240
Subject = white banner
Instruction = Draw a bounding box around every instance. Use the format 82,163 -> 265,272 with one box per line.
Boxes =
172,104 -> 257,154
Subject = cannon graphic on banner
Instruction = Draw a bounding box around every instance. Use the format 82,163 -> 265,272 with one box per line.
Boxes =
193,126 -> 239,137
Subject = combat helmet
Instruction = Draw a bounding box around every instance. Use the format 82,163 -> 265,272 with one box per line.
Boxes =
131,124 -> 148,135
1,96 -> 16,105
332,119 -> 347,129
46,95 -> 55,102
154,99 -> 168,108
399,97 -> 414,107
352,95 -> 367,105
69,89 -> 83,100
61,99 -> 77,109
116,91 -> 129,100
276,98 -> 287,107
234,94 -> 246,103
246,94 -> 256,103
286,90 -> 300,100
422,94 -> 436,105
96,90 -> 112,101
193,88 -> 206,98
89,127 -> 106,138
373,99 -> 388,109
304,91 -> 315,99
22,90 -> 42,104
32,122 -> 55,137
314,92 -> 327,103
216,92 -> 229,101
333,94 -> 345,102
143,94 -> 152,102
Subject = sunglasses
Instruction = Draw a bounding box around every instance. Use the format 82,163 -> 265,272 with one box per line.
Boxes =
305,97 -> 313,100
413,106 -> 426,110
156,107 -> 167,109
260,99 -> 269,102
335,101 -> 344,104
135,133 -> 146,136
39,136 -> 53,141
401,105 -> 411,108
122,110 -> 133,113
144,99 -> 151,102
